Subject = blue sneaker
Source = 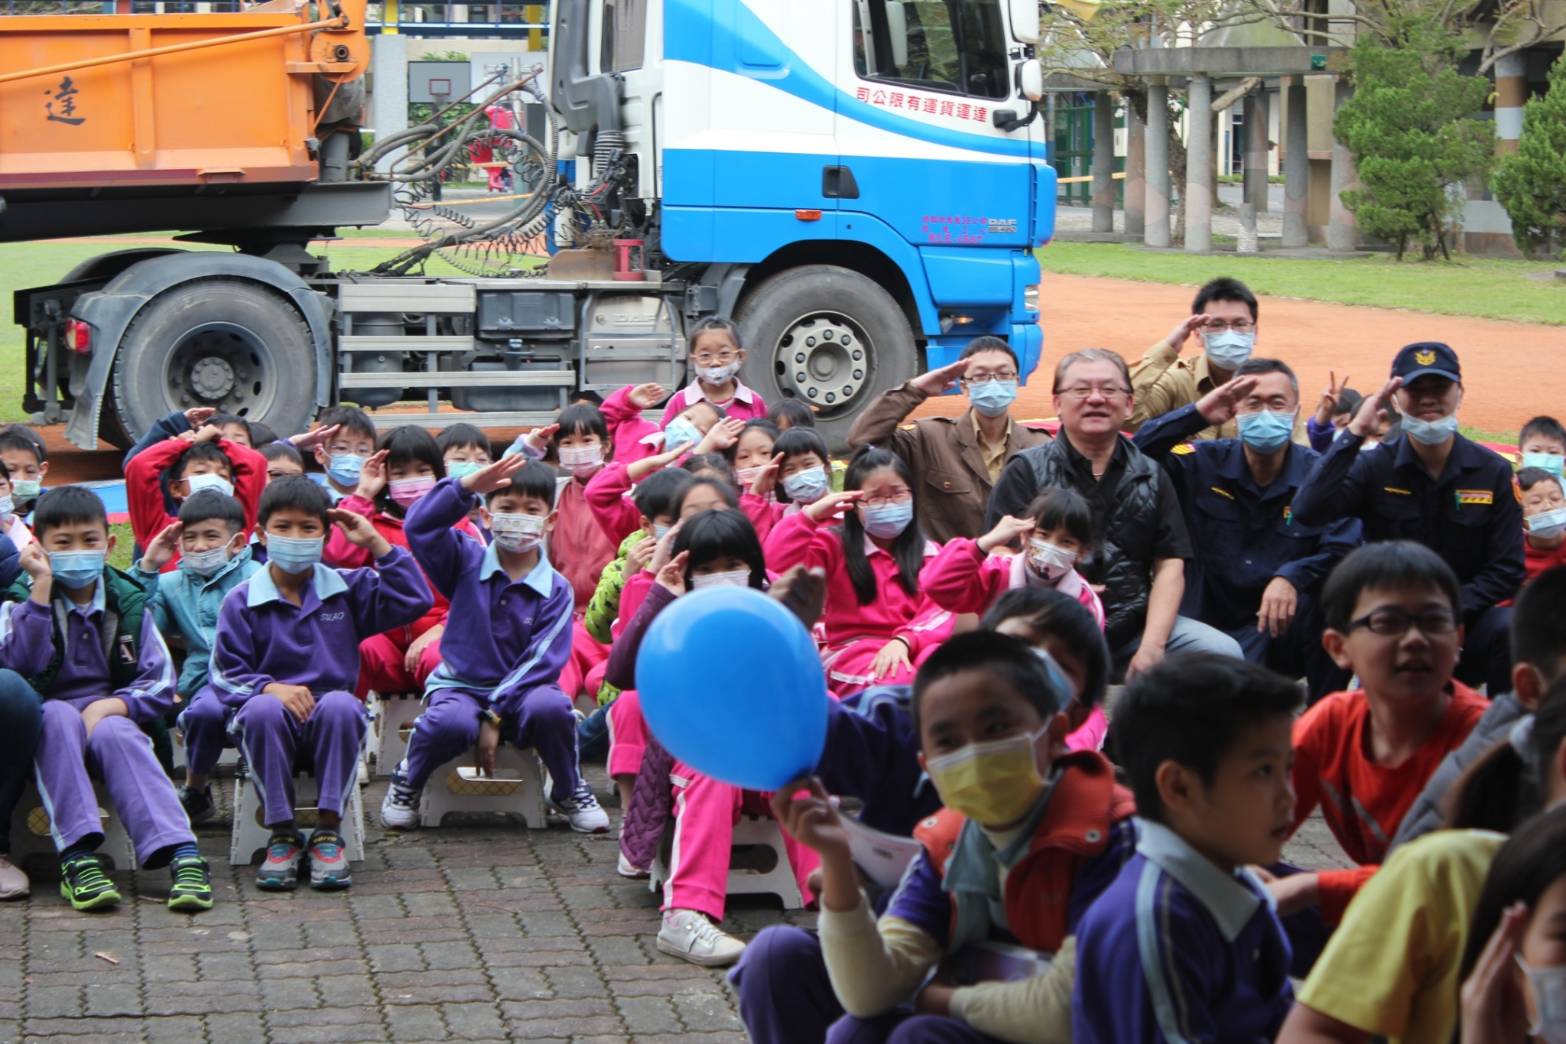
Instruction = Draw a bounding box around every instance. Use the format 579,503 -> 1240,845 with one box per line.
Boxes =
307,830 -> 352,891
255,831 -> 304,891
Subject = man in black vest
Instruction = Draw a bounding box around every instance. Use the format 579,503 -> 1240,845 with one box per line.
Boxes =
987,349 -> 1242,678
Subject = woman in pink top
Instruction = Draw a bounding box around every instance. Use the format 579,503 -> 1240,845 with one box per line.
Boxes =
658,317 -> 768,428
763,446 -> 953,697
921,486 -> 1104,629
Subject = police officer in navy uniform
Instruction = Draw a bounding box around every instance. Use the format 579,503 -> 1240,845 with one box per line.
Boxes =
1292,342 -> 1524,694
1135,358 -> 1362,699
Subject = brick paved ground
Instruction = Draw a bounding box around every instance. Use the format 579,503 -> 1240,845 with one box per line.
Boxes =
1,766 -> 1351,1044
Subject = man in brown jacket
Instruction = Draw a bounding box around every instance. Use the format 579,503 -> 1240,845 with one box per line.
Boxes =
848,335 -> 1050,542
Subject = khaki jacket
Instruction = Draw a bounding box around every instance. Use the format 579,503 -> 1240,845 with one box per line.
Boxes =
848,381 -> 1051,543
1127,336 -> 1238,440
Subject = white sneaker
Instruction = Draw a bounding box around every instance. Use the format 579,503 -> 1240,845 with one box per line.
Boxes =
379,776 -> 421,830
0,854 -> 29,900
550,779 -> 610,834
657,909 -> 746,967
357,758 -> 370,788
616,852 -> 649,879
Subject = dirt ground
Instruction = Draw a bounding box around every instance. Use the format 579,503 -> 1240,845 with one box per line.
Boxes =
39,271 -> 1563,483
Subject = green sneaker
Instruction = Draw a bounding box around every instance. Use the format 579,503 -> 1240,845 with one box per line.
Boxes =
59,853 -> 120,911
167,855 -> 214,912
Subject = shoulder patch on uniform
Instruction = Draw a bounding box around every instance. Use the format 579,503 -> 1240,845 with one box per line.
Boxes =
1456,489 -> 1494,506
1283,505 -> 1293,526
1382,485 -> 1413,496
1171,443 -> 1196,455
1208,485 -> 1234,500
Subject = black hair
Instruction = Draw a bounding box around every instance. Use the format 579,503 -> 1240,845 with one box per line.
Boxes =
316,405 -> 376,443
209,412 -> 253,444
553,403 -> 610,449
31,485 -> 108,539
178,489 -> 246,533
680,399 -> 728,426
689,315 -> 742,352
671,508 -> 767,590
0,459 -> 9,485
1111,653 -> 1302,824
259,474 -> 330,525
841,446 -> 923,604
1460,802 -> 1566,990
247,421 -> 278,446
1443,668 -> 1566,833
1519,466 -> 1566,496
958,334 -> 1019,371
1192,276 -> 1258,322
1333,387 -> 1363,419
724,418 -> 780,465
573,390 -> 605,406
1534,675 -> 1566,791
1023,488 -> 1095,551
768,399 -> 818,430
632,468 -> 694,523
675,475 -> 739,514
911,631 -> 1067,739
0,425 -> 46,463
1514,566 -> 1566,683
261,442 -> 304,468
1521,415 -> 1566,447
1234,357 -> 1299,398
376,426 -> 445,517
774,427 -> 830,471
437,423 -> 494,458
980,587 -> 1109,710
487,459 -> 558,509
682,453 -> 731,479
1320,541 -> 1462,632
173,440 -> 235,482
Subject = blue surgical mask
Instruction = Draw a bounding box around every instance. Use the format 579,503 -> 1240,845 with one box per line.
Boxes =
265,534 -> 323,575
1529,507 -> 1566,541
49,550 -> 105,590
663,417 -> 701,453
326,453 -> 365,487
12,479 -> 40,501
653,522 -> 672,540
1203,330 -> 1255,370
1402,413 -> 1459,446
861,501 -> 913,540
1522,452 -> 1565,477
181,545 -> 232,579
1237,409 -> 1296,454
781,466 -> 830,504
446,461 -> 483,481
186,472 -> 234,499
969,379 -> 1018,419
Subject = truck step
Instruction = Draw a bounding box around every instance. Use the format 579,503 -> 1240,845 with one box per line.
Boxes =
338,335 -> 475,353
338,369 -> 576,390
357,410 -> 561,430
337,282 -> 477,313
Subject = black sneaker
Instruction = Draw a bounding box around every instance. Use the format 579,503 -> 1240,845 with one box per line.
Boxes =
167,855 -> 214,912
59,853 -> 120,911
179,784 -> 215,825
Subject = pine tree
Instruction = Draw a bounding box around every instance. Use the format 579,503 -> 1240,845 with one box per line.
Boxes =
1493,53 -> 1566,258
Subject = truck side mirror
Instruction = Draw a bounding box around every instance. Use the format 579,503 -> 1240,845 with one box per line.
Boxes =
1009,0 -> 1041,43
884,1 -> 910,67
1019,58 -> 1044,101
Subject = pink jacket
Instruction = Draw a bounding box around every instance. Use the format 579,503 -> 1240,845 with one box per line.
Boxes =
919,538 -> 1106,629
763,511 -> 950,659
600,385 -> 661,465
584,461 -> 645,547
657,379 -> 768,427
739,491 -> 796,545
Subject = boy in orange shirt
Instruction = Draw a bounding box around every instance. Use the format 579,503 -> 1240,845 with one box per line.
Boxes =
1271,541 -> 1487,924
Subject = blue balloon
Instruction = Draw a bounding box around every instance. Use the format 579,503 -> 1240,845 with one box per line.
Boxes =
636,586 -> 828,791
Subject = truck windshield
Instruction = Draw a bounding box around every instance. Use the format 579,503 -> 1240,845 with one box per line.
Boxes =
854,0 -> 1009,100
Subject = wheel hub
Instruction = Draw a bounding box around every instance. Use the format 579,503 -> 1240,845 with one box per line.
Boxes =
189,355 -> 236,400
776,314 -> 867,408
164,322 -> 271,415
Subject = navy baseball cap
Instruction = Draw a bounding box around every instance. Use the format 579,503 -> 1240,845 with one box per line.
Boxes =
1391,342 -> 1461,383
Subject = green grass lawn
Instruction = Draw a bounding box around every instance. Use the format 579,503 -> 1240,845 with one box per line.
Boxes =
1038,242 -> 1566,326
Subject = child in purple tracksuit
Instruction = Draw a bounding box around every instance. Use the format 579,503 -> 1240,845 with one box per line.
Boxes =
380,457 -> 608,834
0,486 -> 212,912
210,476 -> 431,892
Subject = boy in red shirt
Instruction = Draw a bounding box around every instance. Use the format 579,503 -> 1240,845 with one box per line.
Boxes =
1274,541 -> 1486,924
124,423 -> 268,570
1518,468 -> 1566,586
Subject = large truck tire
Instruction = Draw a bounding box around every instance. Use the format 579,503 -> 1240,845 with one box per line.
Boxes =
736,265 -> 917,453
110,279 -> 318,444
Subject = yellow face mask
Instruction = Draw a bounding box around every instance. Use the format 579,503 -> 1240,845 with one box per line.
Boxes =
925,727 -> 1048,827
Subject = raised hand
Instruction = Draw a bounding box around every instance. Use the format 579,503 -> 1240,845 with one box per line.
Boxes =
696,417 -> 746,455
769,777 -> 851,857
192,424 -> 223,444
910,359 -> 970,397
184,406 -> 217,430
655,550 -> 689,596
288,423 -> 342,453
326,507 -> 388,554
978,514 -> 1036,554
522,423 -> 559,455
1349,377 -> 1402,438
140,520 -> 184,572
354,449 -> 390,500
1195,374 -> 1261,427
625,532 -> 655,574
749,453 -> 783,498
1167,312 -> 1212,352
648,519 -> 685,575
1314,371 -> 1350,425
628,383 -> 668,410
18,542 -> 50,580
804,489 -> 862,523
461,454 -> 530,494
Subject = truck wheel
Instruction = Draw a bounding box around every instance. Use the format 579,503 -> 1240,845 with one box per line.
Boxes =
110,279 -> 317,444
736,265 -> 917,452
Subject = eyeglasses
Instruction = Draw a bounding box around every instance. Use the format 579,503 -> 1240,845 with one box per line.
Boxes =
1201,319 -> 1255,333
860,491 -> 912,508
1347,607 -> 1459,637
693,351 -> 739,365
963,371 -> 1018,386
1056,384 -> 1132,401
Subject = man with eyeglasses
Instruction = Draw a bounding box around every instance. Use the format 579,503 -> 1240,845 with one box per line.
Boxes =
1128,276 -> 1264,439
1292,341 -> 1524,696
986,349 -> 1242,680
1133,358 -> 1362,698
848,335 -> 1049,543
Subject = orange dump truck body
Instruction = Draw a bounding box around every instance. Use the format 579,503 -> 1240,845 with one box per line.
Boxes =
0,0 -> 368,191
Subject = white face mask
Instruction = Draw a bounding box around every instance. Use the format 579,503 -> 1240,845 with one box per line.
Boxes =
1025,538 -> 1076,583
186,472 -> 235,499
1528,506 -> 1566,540
558,444 -> 604,475
181,545 -> 233,579
690,569 -> 751,590
735,465 -> 765,489
490,512 -> 547,553
1517,956 -> 1566,1044
699,363 -> 740,385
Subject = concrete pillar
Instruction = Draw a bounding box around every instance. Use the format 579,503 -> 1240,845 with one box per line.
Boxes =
1145,80 -> 1170,248
1125,100 -> 1146,239
1282,77 -> 1308,248
1185,74 -> 1213,253
370,34 -> 410,171
1091,93 -> 1116,233
1494,53 -> 1526,156
1245,91 -> 1270,213
1327,77 -> 1358,252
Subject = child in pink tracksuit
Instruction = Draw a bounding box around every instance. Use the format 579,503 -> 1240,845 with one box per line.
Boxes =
605,508 -> 813,968
738,427 -> 833,546
600,383 -> 729,467
658,317 -> 768,428
584,414 -> 748,548
763,446 -> 953,697
920,486 -> 1105,629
